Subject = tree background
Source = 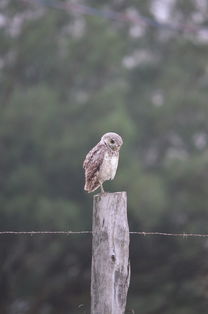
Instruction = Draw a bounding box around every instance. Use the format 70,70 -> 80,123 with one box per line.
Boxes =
1,0 -> 208,313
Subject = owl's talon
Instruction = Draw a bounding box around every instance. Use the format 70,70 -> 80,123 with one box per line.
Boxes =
100,183 -> 105,193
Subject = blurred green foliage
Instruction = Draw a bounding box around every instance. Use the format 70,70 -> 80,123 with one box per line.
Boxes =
1,0 -> 208,313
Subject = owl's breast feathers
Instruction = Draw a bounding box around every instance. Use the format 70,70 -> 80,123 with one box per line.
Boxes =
83,143 -> 119,192
99,151 -> 119,181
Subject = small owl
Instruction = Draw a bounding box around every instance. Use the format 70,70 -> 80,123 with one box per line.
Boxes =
83,132 -> 123,193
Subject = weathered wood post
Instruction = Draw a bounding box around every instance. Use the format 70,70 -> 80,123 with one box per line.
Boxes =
91,192 -> 130,314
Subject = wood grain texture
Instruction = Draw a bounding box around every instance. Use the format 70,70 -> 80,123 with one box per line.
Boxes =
91,192 -> 130,314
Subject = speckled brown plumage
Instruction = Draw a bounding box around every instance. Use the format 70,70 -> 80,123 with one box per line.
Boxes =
83,132 -> 123,193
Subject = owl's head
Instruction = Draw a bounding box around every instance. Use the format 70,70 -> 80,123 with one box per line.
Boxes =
101,132 -> 123,151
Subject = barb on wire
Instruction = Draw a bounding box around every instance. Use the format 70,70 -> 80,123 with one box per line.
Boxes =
24,0 -> 199,34
0,230 -> 208,239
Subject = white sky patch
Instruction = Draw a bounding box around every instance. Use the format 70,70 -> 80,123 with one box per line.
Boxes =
151,90 -> 164,107
8,15 -> 23,37
3,9 -> 44,37
193,133 -> 207,150
195,0 -> 208,12
0,14 -> 6,28
192,0 -> 208,23
129,24 -> 145,38
126,8 -> 146,38
197,28 -> 208,44
122,56 -> 136,69
122,49 -> 157,69
69,17 -> 86,38
151,0 -> 175,23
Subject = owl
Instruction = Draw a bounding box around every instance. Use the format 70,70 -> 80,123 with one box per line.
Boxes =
83,132 -> 123,193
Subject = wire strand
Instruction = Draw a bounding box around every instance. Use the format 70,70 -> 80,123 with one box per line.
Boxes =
24,0 -> 199,34
0,230 -> 208,238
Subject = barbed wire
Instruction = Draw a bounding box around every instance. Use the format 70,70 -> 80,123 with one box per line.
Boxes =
23,0 -> 200,34
1,230 -> 208,239
129,231 -> 208,238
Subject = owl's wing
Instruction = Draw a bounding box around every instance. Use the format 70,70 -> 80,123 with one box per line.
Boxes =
83,143 -> 106,192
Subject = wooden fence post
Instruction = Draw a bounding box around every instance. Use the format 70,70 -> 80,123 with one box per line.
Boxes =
91,192 -> 130,314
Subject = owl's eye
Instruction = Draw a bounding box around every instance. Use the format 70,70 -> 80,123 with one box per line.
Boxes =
110,139 -> 115,144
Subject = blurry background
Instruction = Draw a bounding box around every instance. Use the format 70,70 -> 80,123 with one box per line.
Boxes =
1,0 -> 208,313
